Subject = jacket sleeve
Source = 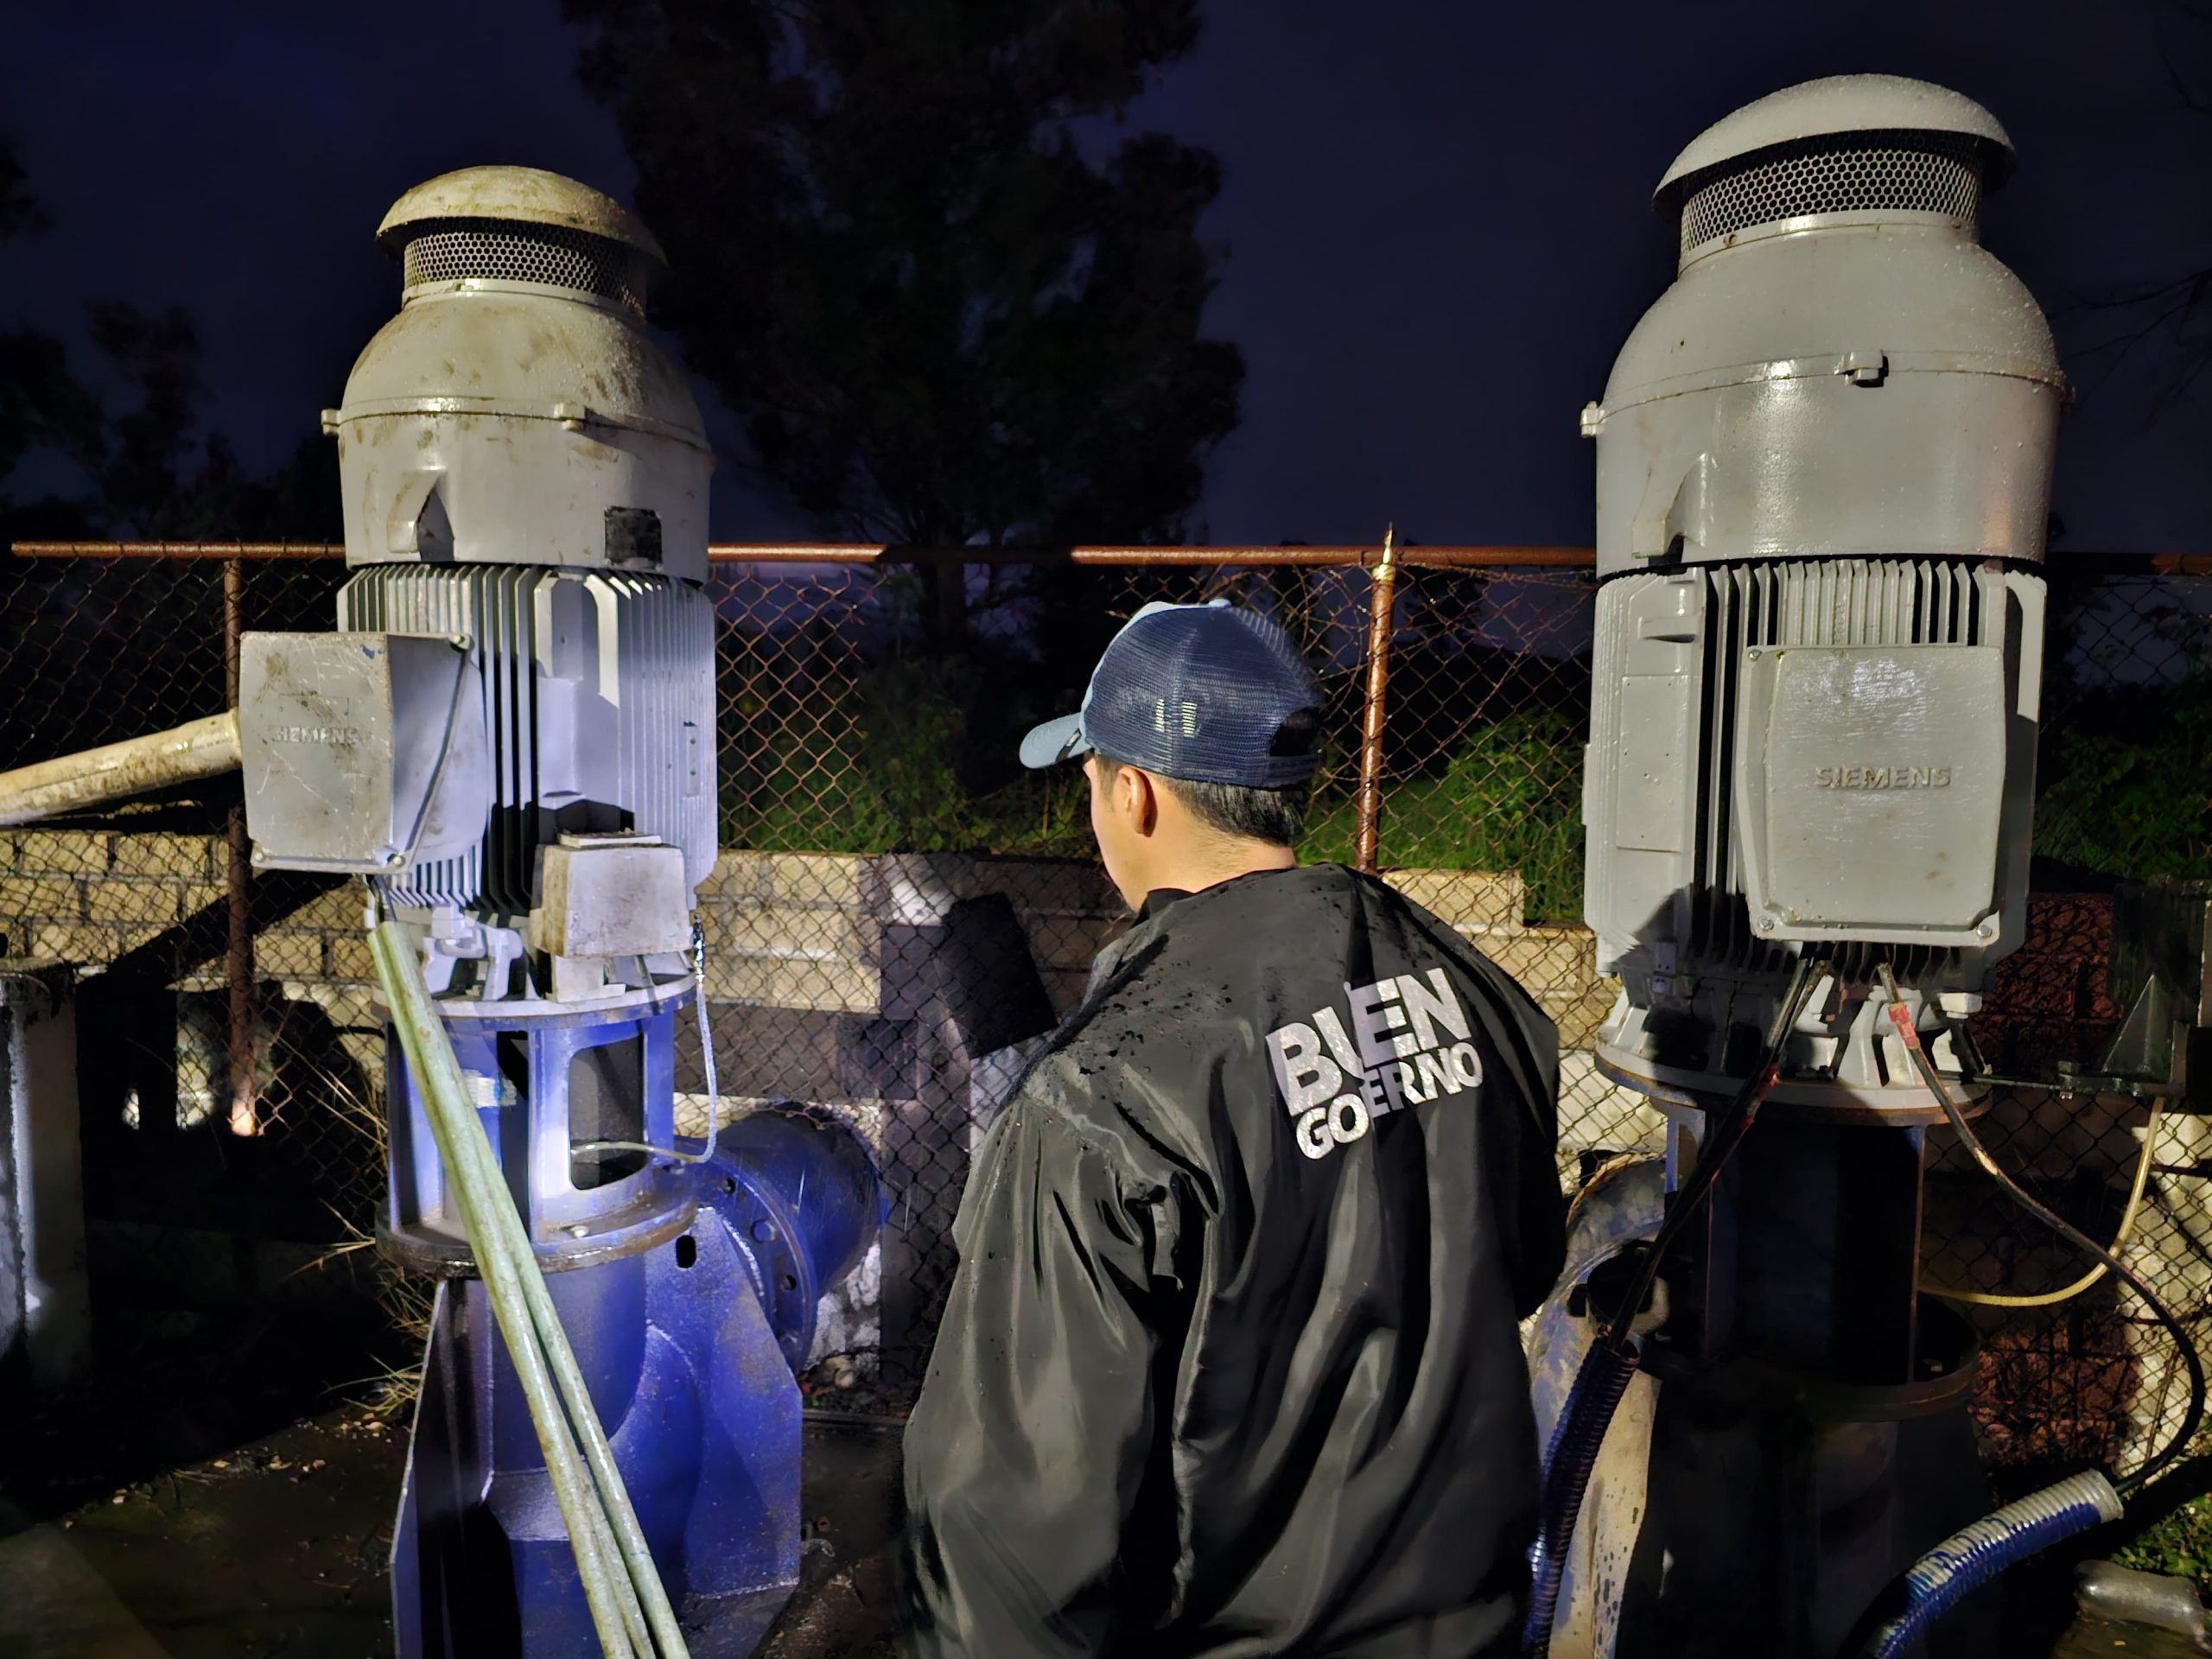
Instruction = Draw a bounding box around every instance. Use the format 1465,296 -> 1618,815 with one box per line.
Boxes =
1463,948 -> 1568,1318
900,1086 -> 1179,1659
1504,1010 -> 1567,1319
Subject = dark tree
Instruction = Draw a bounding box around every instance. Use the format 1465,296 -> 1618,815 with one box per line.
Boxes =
566,0 -> 1243,643
0,140 -> 338,545
2069,3 -> 2212,415
80,299 -> 337,541
0,142 -> 103,540
0,142 -> 48,241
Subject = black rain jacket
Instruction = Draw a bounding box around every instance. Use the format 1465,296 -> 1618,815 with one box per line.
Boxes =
902,864 -> 1566,1659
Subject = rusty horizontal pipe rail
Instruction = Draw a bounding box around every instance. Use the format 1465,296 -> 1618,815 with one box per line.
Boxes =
10,541 -> 348,559
700,543 -> 1601,569
10,539 -> 1598,569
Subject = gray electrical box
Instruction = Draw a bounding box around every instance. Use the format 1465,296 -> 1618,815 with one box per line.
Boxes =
238,631 -> 489,876
1737,644 -> 2006,942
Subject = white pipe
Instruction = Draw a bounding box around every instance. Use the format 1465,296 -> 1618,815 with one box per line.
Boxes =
0,712 -> 240,826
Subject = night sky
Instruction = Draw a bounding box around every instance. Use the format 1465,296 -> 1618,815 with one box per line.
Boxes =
11,1 -> 2211,551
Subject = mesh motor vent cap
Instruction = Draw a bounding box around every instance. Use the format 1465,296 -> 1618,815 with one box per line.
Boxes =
1656,75 -> 2014,207
378,167 -> 665,309
1674,133 -> 1986,257
1657,76 -> 2015,260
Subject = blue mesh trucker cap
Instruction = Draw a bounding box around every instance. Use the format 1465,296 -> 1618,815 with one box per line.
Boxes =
1017,601 -> 1325,788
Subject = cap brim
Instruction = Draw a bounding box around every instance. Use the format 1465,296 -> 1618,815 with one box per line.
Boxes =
1018,713 -> 1090,770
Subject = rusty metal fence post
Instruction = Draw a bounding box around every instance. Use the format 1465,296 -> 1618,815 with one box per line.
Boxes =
1353,527 -> 1401,874
222,557 -> 259,1136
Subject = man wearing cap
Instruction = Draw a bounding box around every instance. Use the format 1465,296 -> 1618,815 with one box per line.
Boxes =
901,602 -> 1566,1658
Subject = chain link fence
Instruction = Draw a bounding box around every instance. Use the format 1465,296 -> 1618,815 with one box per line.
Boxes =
2,547 -> 2209,1466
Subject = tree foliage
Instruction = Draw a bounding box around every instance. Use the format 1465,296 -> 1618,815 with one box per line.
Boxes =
566,0 -> 1242,638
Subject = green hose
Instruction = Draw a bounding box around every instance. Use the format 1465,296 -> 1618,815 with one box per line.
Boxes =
372,918 -> 691,1658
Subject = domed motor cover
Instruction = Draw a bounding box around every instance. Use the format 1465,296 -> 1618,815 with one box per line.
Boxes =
331,167 -> 710,584
1586,75 -> 2063,579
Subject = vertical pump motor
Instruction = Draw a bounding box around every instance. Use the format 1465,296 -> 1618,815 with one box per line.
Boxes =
315,164 -> 715,965
1543,78 -> 2068,1656
1580,75 -> 2062,1111
237,168 -> 881,1657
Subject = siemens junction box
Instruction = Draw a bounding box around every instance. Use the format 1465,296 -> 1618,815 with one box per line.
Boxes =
238,631 -> 489,877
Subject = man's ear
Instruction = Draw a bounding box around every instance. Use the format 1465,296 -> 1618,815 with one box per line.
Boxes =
1121,763 -> 1159,838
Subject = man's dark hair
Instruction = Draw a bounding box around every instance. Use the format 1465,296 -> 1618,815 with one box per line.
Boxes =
1096,708 -> 1320,848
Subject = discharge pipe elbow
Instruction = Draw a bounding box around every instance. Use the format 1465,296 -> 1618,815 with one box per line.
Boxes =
705,1108 -> 886,1368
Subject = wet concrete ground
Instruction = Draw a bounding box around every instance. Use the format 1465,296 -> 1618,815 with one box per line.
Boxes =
2050,1617 -> 2208,1657
12,1403 -> 2209,1657
0,1408 -> 906,1659
759,1418 -> 904,1659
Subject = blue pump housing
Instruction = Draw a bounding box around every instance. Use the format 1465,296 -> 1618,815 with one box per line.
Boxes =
385,994 -> 884,1659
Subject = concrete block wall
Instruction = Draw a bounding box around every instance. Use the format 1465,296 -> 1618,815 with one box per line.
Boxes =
3,830 -> 222,970
1,830 -> 377,983
0,829 -> 385,1130
7,831 -> 1624,1015
688,849 -> 1655,1185
3,830 -> 1643,1140
693,849 -> 1128,1022
693,850 -> 1616,1031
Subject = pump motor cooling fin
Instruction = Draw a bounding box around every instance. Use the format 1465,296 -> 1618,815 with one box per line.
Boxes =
1580,75 -> 2063,1116
337,564 -> 713,916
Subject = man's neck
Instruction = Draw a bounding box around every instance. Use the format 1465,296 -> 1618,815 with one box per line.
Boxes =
1143,840 -> 1296,900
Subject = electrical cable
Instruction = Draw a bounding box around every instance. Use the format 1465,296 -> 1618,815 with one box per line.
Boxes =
1919,1092 -> 2169,1309
572,917 -> 726,1166
391,640 -> 474,874
1877,963 -> 2205,1495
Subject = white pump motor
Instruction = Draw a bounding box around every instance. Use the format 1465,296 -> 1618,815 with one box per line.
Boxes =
1580,76 -> 2064,1114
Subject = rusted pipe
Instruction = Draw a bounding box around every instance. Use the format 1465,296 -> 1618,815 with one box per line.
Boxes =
9,541 -> 346,559
1353,528 -> 1402,874
11,538 -> 1600,569
224,558 -> 259,1138
0,712 -> 241,827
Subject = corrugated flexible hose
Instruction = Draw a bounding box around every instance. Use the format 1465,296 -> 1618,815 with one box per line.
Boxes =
1858,1471 -> 2123,1658
1522,1338 -> 1642,1656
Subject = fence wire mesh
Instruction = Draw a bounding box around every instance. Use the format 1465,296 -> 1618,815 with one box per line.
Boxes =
2,550 -> 2208,1466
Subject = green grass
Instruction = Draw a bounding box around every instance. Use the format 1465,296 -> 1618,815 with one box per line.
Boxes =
2113,1460 -> 2212,1597
2034,679 -> 2212,882
717,667 -> 1589,924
